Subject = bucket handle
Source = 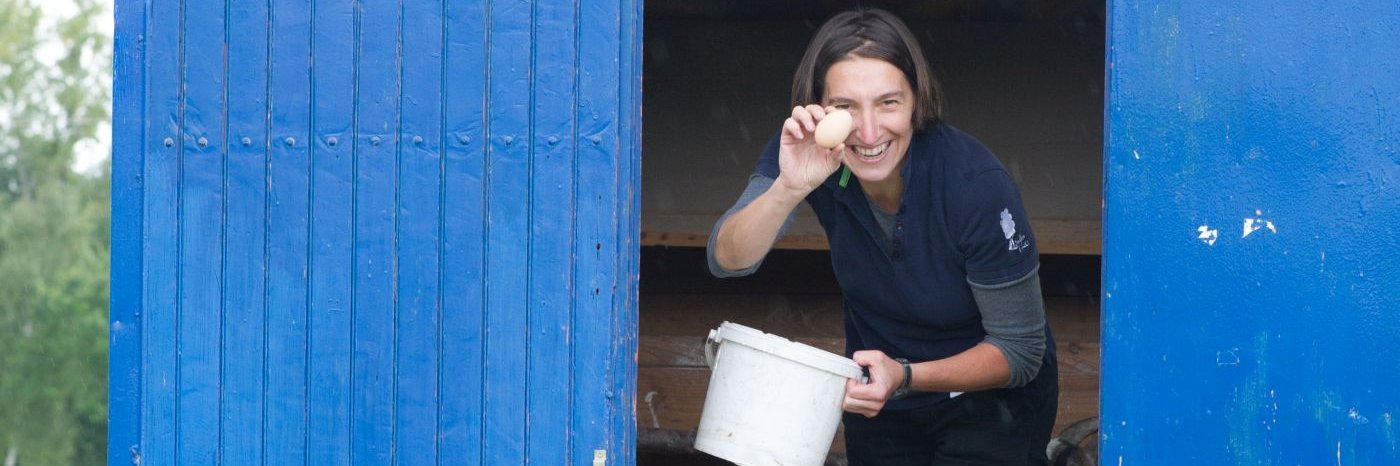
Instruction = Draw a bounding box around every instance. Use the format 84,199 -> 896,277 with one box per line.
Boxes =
703,329 -> 720,369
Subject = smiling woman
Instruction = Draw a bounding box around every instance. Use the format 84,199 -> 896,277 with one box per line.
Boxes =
638,2 -> 1105,464
705,8 -> 1060,465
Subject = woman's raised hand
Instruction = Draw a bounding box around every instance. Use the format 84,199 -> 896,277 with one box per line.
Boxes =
777,104 -> 846,195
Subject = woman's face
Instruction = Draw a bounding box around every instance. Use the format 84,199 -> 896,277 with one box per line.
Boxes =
822,57 -> 915,188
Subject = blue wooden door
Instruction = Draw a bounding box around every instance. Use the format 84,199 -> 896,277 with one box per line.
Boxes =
1103,1 -> 1400,463
110,0 -> 641,464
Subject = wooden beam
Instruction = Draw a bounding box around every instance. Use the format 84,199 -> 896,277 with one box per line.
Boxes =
642,214 -> 1101,255
636,366 -> 1097,449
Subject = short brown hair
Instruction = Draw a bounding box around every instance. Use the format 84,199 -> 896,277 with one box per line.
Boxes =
791,8 -> 942,129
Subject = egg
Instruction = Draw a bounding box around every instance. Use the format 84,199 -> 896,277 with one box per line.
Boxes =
813,110 -> 853,149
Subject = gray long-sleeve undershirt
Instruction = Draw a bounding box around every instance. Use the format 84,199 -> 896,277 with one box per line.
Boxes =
969,266 -> 1047,388
706,174 -> 799,278
707,174 -> 1047,388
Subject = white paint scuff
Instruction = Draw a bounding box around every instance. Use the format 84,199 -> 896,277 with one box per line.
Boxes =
1349,408 -> 1369,425
1242,210 -> 1277,238
1197,225 -> 1219,245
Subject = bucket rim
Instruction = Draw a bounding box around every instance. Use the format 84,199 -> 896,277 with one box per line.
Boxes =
711,321 -> 863,379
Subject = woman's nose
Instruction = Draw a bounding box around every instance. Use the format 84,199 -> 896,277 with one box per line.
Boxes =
855,112 -> 880,145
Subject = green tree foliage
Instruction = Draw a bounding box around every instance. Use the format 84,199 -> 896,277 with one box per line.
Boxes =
0,0 -> 112,463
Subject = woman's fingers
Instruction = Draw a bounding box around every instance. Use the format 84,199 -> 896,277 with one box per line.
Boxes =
852,351 -> 895,388
843,379 -> 885,417
791,104 -> 832,133
844,398 -> 880,417
782,117 -> 804,141
790,106 -> 815,132
846,379 -> 885,400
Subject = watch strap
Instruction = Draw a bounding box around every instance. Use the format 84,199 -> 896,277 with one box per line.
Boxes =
891,358 -> 911,400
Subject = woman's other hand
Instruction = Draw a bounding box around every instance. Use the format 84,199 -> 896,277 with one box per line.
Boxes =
843,349 -> 904,417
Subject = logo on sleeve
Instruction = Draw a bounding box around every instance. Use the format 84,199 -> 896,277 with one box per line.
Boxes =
999,208 -> 1031,253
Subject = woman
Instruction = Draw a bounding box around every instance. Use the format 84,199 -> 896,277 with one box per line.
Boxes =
707,8 -> 1059,465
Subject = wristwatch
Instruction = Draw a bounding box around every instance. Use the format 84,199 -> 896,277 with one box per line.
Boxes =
891,358 -> 912,400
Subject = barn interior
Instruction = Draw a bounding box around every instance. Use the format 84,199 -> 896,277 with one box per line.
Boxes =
637,1 -> 1106,464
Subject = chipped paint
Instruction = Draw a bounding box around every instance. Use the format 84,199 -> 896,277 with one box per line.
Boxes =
1242,211 -> 1277,238
1197,225 -> 1219,245
1350,408 -> 1369,425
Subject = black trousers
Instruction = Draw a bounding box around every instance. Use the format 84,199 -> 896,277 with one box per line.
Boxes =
843,351 -> 1060,465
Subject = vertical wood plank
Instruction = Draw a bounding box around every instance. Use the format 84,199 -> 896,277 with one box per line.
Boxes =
110,0 -> 145,462
265,0 -> 313,460
615,2 -> 643,463
439,0 -> 488,461
140,0 -> 182,461
220,0 -> 271,461
176,0 -> 227,461
485,0 -> 531,462
351,0 -> 400,461
573,0 -> 622,462
307,0 -> 356,462
396,1 -> 444,464
526,0 -> 577,463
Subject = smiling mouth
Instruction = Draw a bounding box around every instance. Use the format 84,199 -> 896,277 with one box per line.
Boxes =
854,141 -> 891,160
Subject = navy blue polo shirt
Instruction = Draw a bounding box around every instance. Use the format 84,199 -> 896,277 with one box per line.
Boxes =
754,123 -> 1044,409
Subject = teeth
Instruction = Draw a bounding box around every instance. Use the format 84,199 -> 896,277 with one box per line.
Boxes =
857,142 -> 889,157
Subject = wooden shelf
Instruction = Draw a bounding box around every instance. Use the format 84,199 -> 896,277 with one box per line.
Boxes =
642,212 -> 1101,255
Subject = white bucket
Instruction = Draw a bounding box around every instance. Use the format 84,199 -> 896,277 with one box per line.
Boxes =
694,322 -> 863,466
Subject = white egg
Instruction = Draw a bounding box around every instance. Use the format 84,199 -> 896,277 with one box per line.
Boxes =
813,110 -> 852,149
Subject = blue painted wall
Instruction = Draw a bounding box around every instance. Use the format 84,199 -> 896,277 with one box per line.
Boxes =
110,0 -> 642,464
1104,1 -> 1400,463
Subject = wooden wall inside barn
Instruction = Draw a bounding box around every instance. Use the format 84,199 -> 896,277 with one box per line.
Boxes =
637,249 -> 1100,463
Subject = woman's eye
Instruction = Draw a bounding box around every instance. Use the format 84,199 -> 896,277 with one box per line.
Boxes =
834,104 -> 851,110
882,100 -> 900,107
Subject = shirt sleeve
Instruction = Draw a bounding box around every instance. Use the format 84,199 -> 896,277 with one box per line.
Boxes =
955,168 -> 1040,287
706,174 -> 798,277
706,133 -> 795,277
